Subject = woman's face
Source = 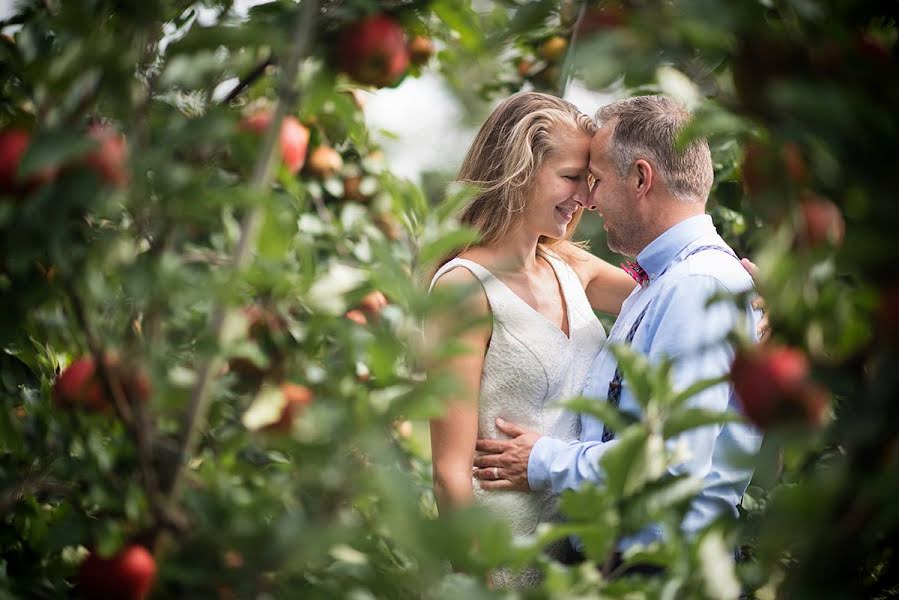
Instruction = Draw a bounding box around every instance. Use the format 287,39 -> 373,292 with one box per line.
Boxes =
522,126 -> 593,240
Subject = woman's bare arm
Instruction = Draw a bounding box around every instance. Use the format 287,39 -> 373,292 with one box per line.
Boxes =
555,241 -> 636,316
426,268 -> 492,515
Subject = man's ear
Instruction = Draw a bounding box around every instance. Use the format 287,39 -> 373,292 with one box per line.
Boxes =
634,159 -> 653,198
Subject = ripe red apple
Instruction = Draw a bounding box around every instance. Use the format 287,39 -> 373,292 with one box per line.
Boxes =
307,146 -> 343,179
345,309 -> 368,325
0,128 -> 57,195
335,14 -> 410,88
798,193 -> 845,248
79,544 -> 156,600
86,125 -> 129,188
53,357 -> 106,412
576,4 -> 627,36
359,290 -> 388,317
538,36 -> 569,63
240,111 -> 310,175
731,345 -> 829,429
408,35 -> 435,66
54,356 -> 151,412
264,382 -> 314,433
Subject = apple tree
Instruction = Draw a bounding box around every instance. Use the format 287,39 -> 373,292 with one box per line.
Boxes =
2,0 -> 899,598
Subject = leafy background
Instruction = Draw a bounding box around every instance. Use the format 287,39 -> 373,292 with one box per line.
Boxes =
1,0 -> 897,598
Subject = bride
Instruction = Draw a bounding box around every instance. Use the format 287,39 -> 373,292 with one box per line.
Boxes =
426,91 -> 634,588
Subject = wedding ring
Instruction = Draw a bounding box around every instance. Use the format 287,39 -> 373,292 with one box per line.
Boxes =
493,467 -> 499,480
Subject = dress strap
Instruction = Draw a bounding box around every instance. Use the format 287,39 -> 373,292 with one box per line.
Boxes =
429,257 -> 497,293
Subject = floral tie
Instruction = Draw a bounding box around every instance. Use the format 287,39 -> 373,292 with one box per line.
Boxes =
621,260 -> 649,286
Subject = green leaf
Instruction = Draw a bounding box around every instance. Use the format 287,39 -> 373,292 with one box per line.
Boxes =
19,131 -> 95,179
433,0 -> 483,50
663,408 -> 742,439
565,395 -> 639,437
256,206 -> 293,260
670,375 -> 727,408
609,344 -> 655,410
508,0 -> 555,34
620,475 -> 703,530
601,427 -> 650,498
698,530 -> 741,600
418,228 -> 479,268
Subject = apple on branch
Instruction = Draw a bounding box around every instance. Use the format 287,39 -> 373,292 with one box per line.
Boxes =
335,14 -> 409,88
78,544 -> 157,600
731,345 -> 829,429
0,128 -> 58,196
239,110 -> 310,175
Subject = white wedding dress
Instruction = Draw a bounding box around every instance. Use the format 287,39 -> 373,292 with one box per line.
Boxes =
430,248 -> 607,589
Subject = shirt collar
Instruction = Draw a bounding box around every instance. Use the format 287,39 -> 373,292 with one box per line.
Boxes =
636,214 -> 715,282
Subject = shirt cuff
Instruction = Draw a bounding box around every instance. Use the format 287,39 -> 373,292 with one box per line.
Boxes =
527,435 -> 568,491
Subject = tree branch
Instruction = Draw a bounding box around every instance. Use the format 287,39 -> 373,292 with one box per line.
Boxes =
163,0 -> 321,505
221,53 -> 277,105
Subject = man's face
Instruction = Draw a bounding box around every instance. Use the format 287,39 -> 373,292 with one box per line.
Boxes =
588,123 -> 642,257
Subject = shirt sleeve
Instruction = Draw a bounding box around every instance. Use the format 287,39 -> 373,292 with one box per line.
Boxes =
528,434 -> 617,492
646,274 -> 747,480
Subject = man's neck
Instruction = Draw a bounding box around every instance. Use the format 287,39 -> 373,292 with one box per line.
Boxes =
633,197 -> 705,257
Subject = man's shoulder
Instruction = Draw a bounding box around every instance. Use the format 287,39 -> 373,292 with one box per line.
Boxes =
667,245 -> 753,295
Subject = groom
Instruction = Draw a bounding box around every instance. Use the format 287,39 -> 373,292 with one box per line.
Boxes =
472,95 -> 762,552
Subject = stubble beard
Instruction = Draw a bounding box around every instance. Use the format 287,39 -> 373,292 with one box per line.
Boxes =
605,219 -> 646,258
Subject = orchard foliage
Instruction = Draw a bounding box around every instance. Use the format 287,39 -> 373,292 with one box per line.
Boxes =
1,0 -> 897,599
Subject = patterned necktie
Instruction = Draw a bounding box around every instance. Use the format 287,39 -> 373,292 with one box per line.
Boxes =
621,260 -> 649,286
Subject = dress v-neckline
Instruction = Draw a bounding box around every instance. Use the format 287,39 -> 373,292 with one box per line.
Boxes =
460,251 -> 572,340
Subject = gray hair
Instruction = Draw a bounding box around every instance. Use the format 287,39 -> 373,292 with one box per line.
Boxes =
595,95 -> 713,204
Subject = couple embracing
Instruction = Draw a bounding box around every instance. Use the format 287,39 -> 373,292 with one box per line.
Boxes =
427,93 -> 763,589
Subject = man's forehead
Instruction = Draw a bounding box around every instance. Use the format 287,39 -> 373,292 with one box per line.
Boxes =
589,126 -> 612,161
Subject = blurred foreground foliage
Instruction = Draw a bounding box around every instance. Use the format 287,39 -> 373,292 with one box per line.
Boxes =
1,0 -> 897,598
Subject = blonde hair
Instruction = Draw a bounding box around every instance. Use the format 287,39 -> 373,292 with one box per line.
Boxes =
440,92 -> 596,269
596,95 -> 713,204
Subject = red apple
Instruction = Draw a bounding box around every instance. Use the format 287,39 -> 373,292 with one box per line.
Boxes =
359,290 -> 388,317
798,193 -> 845,248
335,14 -> 409,88
307,146 -> 343,179
86,125 -> 129,188
731,345 -> 829,429
53,357 -> 106,412
263,382 -> 314,433
240,111 -> 310,175
345,309 -> 368,325
0,128 -> 57,195
408,35 -> 435,66
576,4 -> 627,36
79,544 -> 157,600
53,355 -> 150,412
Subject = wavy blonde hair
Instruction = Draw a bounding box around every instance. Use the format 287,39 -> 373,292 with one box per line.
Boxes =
438,92 -> 596,270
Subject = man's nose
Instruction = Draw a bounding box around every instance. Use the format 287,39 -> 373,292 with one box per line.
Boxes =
575,181 -> 598,211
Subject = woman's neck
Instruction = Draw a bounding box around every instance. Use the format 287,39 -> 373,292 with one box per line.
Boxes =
479,225 -> 543,275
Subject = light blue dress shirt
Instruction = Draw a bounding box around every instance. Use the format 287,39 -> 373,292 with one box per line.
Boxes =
527,215 -> 763,550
